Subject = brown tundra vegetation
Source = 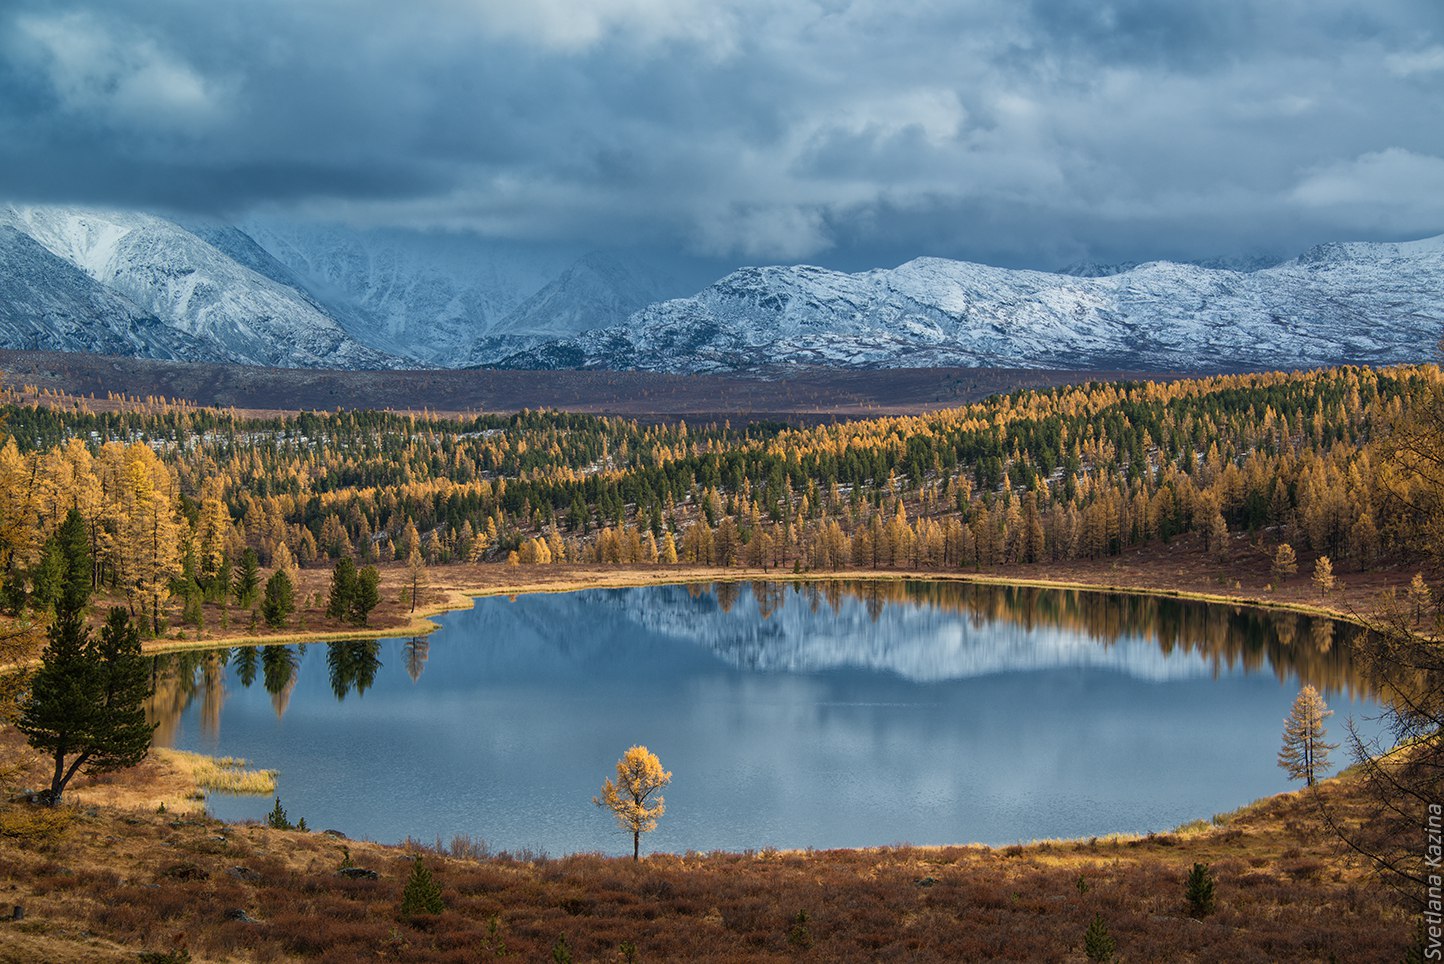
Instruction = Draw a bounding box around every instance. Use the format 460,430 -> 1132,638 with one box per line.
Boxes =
0,738 -> 1413,962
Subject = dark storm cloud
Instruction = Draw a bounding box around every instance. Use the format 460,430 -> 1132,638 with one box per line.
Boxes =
1,0 -> 1441,268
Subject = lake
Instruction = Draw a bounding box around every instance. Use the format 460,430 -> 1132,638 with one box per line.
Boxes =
149,580 -> 1384,855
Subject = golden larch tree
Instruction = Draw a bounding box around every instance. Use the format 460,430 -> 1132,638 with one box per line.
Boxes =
1278,685 -> 1338,786
595,745 -> 671,861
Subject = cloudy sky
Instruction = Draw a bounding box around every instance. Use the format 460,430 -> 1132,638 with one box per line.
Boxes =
2,0 -> 1442,270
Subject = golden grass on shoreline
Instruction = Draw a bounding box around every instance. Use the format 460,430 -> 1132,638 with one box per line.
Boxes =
159,748 -> 277,796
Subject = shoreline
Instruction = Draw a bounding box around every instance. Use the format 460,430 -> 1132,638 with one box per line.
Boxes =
138,560 -> 1380,658
126,561 -> 1388,855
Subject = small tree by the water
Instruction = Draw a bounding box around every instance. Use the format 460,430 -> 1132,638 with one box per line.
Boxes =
1272,543 -> 1298,578
18,510 -> 154,806
233,547 -> 261,608
400,856 -> 444,916
261,569 -> 295,628
266,797 -> 292,830
326,557 -> 357,619
1312,556 -> 1336,597
1408,572 -> 1433,622
351,565 -> 381,626
595,745 -> 671,861
1279,685 -> 1338,786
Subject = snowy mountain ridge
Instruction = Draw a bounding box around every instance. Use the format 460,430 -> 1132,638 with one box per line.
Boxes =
0,206 -> 394,369
493,233 -> 1444,373
0,201 -> 1440,373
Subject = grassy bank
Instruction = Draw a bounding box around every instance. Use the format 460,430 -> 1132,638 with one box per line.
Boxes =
0,762 -> 1410,962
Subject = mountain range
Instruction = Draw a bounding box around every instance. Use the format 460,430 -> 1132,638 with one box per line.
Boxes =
0,203 -> 1440,374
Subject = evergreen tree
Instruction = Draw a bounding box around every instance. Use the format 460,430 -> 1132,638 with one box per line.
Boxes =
233,547 -> 261,607
400,856 -> 444,916
326,557 -> 357,620
29,540 -> 65,615
19,594 -> 153,806
1083,913 -> 1115,962
261,569 -> 295,629
1184,862 -> 1216,917
349,565 -> 381,626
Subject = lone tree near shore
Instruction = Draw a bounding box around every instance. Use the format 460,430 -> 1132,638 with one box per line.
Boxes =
595,745 -> 671,861
18,511 -> 154,805
1272,543 -> 1298,579
1278,685 -> 1338,786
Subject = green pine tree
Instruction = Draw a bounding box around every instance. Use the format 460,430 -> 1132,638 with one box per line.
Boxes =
400,856 -> 444,916
1185,862 -> 1216,917
1084,913 -> 1115,962
326,557 -> 358,620
19,511 -> 154,805
233,547 -> 261,607
266,797 -> 293,830
261,569 -> 295,628
349,565 -> 381,626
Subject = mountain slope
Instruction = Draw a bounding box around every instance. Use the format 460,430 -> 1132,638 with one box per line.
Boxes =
0,225 -> 219,361
4,207 -> 394,369
491,235 -> 1444,373
239,221 -> 578,364
489,251 -> 670,339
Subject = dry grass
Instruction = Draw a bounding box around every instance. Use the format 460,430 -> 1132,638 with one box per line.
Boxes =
159,749 -> 277,796
0,766 -> 1414,963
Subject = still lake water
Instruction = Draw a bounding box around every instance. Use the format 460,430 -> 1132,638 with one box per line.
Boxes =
150,581 -> 1384,855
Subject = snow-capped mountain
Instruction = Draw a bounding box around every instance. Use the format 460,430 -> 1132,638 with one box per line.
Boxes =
1,202 -> 1440,374
1,206 -> 394,369
0,225 -> 216,360
487,251 -> 671,339
238,220 -> 579,365
495,235 -> 1444,373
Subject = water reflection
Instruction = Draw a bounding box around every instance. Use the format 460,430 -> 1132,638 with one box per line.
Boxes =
148,580 -> 1374,737
144,580 -> 1386,853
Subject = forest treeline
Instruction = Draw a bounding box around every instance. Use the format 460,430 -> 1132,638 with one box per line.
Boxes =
0,365 -> 1435,634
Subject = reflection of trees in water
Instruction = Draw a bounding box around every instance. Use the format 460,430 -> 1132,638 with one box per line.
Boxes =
233,647 -> 259,687
261,645 -> 301,718
149,638 -> 385,737
696,580 -> 1374,698
144,578 -> 1377,739
148,649 -> 229,746
327,640 -> 382,700
404,636 -> 429,683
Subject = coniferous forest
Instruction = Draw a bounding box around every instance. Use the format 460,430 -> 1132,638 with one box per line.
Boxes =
0,365 -> 1433,636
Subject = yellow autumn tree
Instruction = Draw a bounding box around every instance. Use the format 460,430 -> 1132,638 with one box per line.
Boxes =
594,745 -> 671,861
1278,685 -> 1338,786
121,445 -> 182,635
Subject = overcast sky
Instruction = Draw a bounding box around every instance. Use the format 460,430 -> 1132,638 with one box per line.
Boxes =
2,0 -> 1442,270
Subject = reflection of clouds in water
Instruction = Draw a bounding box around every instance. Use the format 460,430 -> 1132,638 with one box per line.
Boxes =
147,582 -> 1387,853
538,582 -> 1359,687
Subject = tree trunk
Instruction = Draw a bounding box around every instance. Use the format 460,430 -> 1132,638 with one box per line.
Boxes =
49,751 -> 65,806
633,831 -> 639,862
